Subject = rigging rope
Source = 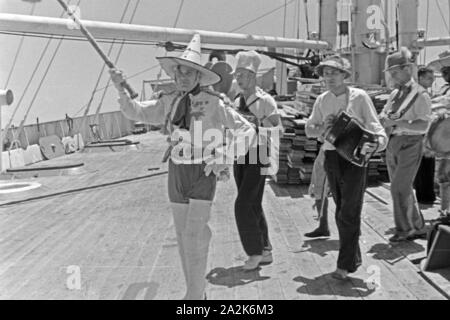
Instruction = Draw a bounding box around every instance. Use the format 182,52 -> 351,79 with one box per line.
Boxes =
0,31 -> 163,46
435,0 -> 450,35
75,0 -> 133,135
423,0 -> 430,65
14,0 -> 83,146
229,0 -> 296,33
3,3 -> 36,88
303,0 -> 310,39
73,63 -> 161,117
282,0 -> 288,38
153,0 -> 185,96
173,0 -> 185,28
2,0 -> 76,146
93,0 -> 141,126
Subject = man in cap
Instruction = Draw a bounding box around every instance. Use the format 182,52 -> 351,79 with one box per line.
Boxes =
231,50 -> 281,270
427,52 -> 450,218
110,34 -> 255,300
380,47 -> 432,242
306,55 -> 387,280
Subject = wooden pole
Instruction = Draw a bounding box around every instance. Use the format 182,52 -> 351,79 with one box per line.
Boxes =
56,0 -> 138,99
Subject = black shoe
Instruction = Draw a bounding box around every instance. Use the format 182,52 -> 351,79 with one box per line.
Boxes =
304,228 -> 330,238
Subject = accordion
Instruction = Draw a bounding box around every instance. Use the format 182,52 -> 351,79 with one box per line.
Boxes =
325,111 -> 378,167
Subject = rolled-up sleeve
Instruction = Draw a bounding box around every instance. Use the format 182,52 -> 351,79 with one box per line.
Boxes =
305,95 -> 324,138
118,92 -> 166,125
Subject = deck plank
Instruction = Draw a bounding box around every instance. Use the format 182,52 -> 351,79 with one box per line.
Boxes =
0,131 -> 447,300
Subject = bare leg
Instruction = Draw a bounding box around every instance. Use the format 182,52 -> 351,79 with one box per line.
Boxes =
304,198 -> 330,238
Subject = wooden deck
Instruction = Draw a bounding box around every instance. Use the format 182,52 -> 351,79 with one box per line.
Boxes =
0,131 -> 448,300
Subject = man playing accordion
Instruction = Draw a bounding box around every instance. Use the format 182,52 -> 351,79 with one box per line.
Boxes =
306,55 -> 387,280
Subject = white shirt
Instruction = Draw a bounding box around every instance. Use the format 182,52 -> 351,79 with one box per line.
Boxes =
306,87 -> 387,151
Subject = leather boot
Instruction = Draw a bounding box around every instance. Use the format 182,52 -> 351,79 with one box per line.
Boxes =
182,199 -> 212,300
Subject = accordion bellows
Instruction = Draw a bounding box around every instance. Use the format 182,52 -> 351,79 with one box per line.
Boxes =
325,111 -> 378,167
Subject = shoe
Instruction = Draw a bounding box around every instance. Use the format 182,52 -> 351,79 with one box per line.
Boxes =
405,230 -> 428,241
242,255 -> 263,271
260,250 -> 273,265
331,269 -> 348,280
304,228 -> 330,238
388,234 -> 408,243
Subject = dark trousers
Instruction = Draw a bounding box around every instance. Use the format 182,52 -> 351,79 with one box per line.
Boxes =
324,150 -> 367,273
414,156 -> 436,204
234,162 -> 271,256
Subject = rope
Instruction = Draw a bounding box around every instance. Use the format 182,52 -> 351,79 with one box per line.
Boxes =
304,0 -> 310,39
3,3 -> 36,88
282,0 -> 288,37
13,0 -> 83,145
153,0 -> 185,95
93,0 -> 141,125
229,0 -> 296,33
75,0 -> 133,136
423,0 -> 430,65
0,170 -> 168,208
2,0 -> 76,146
0,31 -> 162,46
73,64 -> 161,117
435,0 -> 450,35
173,0 -> 185,28
15,38 -> 65,144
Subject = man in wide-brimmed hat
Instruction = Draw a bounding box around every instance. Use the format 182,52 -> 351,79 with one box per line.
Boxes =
306,55 -> 387,280
110,34 -> 255,300
230,50 -> 281,270
380,47 -> 432,242
428,51 -> 450,102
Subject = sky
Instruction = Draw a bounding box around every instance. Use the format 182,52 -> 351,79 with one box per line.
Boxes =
0,0 -> 450,127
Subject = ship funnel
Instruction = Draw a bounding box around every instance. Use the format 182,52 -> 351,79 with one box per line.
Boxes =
0,89 -> 13,106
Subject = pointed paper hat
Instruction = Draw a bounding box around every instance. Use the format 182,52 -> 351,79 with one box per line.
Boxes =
234,50 -> 262,74
157,34 -> 221,86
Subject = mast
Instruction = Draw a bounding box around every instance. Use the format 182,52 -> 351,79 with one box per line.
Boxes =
0,13 -> 330,50
398,0 -> 418,50
349,0 -> 385,85
319,0 -> 338,49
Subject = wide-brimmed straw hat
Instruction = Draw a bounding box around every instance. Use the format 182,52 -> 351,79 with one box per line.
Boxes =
384,47 -> 413,72
427,51 -> 450,72
315,55 -> 352,79
157,34 -> 221,86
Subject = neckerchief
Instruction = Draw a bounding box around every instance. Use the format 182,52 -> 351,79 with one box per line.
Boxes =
171,84 -> 201,130
236,93 -> 261,127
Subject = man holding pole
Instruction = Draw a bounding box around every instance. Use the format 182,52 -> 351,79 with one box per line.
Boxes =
110,34 -> 254,300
